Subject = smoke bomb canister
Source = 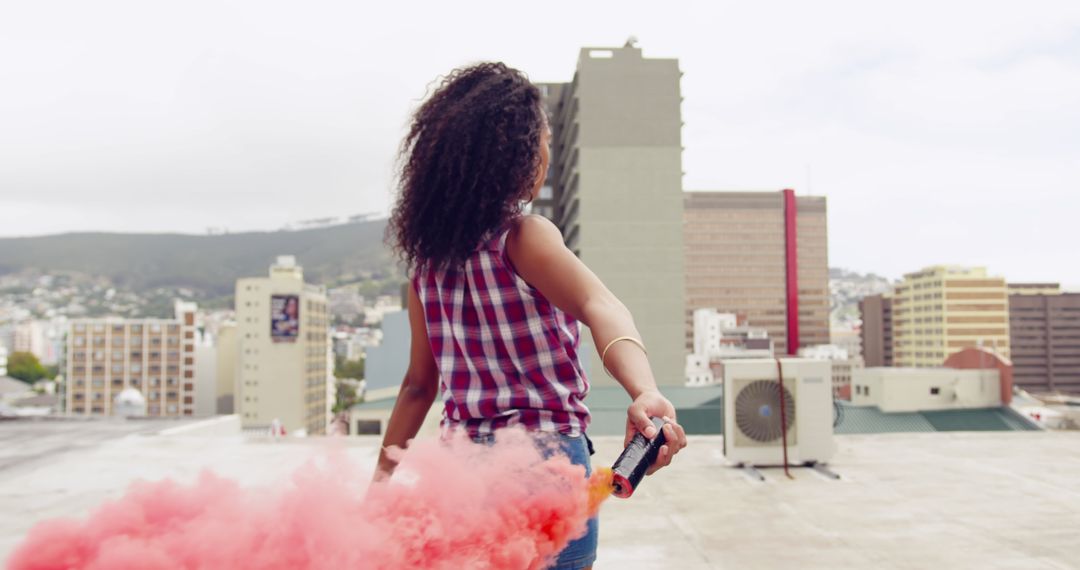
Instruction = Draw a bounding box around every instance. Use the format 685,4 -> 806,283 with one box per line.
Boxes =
611,418 -> 667,499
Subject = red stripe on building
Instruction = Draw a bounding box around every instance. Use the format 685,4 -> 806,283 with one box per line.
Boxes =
783,189 -> 800,355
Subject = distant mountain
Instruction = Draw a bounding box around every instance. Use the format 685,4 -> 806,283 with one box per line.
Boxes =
0,219 -> 398,298
829,267 -> 895,329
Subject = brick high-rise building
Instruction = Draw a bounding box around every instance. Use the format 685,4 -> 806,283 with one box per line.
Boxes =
537,45 -> 686,385
683,190 -> 829,356
1008,285 -> 1080,394
859,293 -> 894,367
65,301 -> 197,417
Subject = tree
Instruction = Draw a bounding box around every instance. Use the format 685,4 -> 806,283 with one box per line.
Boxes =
334,356 -> 365,381
333,382 -> 359,414
7,352 -> 47,384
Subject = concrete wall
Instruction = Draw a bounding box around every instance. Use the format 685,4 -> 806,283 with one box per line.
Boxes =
852,367 -> 1001,412
159,414 -> 241,436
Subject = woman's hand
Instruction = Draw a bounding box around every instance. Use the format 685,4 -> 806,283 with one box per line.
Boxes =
625,390 -> 689,475
371,467 -> 392,484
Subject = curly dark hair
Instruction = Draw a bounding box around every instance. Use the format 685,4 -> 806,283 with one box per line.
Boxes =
388,62 -> 546,272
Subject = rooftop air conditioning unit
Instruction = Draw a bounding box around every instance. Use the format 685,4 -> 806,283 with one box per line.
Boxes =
722,358 -> 835,466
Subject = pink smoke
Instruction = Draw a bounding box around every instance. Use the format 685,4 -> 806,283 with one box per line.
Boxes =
7,430 -> 602,570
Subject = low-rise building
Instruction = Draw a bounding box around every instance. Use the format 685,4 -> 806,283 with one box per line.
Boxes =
852,368 -> 1000,413
65,301 -> 197,417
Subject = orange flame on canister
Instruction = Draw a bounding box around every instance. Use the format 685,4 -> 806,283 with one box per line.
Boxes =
587,467 -> 614,513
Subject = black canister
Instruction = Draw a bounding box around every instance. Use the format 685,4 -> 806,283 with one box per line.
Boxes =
611,417 -> 667,498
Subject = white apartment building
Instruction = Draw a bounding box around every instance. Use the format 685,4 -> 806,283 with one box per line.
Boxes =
234,256 -> 330,435
65,301 -> 198,417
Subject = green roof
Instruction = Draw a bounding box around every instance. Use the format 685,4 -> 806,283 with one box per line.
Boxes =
351,386 -> 1039,436
834,402 -> 1040,435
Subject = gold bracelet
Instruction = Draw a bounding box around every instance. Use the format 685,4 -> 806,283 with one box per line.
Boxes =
601,336 -> 647,378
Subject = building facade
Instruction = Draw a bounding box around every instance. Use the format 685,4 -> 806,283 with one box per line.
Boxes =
798,344 -> 864,400
852,367 -> 1001,412
234,256 -> 330,435
13,319 -> 65,366
1008,289 -> 1080,394
65,301 -> 197,417
538,45 -> 686,385
1008,283 -> 1062,296
684,309 -> 774,386
683,190 -> 829,356
214,322 -> 237,413
892,266 -> 1010,368
859,293 -> 894,367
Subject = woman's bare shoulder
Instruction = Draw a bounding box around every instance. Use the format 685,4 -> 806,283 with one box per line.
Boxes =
507,214 -> 562,244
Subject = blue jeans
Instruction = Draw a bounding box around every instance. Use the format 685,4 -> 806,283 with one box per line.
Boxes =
471,432 -> 598,570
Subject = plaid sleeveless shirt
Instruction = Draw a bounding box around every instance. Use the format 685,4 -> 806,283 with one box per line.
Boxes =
412,221 -> 591,437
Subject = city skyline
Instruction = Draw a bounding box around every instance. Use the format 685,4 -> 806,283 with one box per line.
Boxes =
2,1 -> 1079,288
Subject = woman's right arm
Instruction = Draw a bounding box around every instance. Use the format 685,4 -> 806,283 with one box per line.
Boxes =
372,279 -> 440,482
505,215 -> 688,473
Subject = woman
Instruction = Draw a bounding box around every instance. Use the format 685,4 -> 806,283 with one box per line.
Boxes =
376,62 -> 687,570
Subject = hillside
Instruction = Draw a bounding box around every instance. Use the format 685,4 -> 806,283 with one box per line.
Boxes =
0,220 -> 398,298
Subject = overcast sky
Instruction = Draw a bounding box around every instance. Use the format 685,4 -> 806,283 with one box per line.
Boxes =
1,1 -> 1078,286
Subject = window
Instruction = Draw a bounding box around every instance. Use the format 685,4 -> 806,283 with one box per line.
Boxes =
355,420 -> 382,435
930,387 -> 940,395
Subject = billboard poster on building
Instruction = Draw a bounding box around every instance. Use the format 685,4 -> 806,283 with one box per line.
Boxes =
270,294 -> 300,343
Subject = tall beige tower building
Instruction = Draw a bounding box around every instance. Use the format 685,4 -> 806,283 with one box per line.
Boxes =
235,256 -> 330,434
538,44 -> 686,386
683,190 -> 830,356
66,301 -> 198,417
892,266 -> 1010,368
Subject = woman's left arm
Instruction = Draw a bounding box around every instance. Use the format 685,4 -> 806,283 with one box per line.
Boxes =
373,279 -> 440,481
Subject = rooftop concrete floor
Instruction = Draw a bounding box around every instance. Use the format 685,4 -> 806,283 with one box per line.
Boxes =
1,420 -> 1078,569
